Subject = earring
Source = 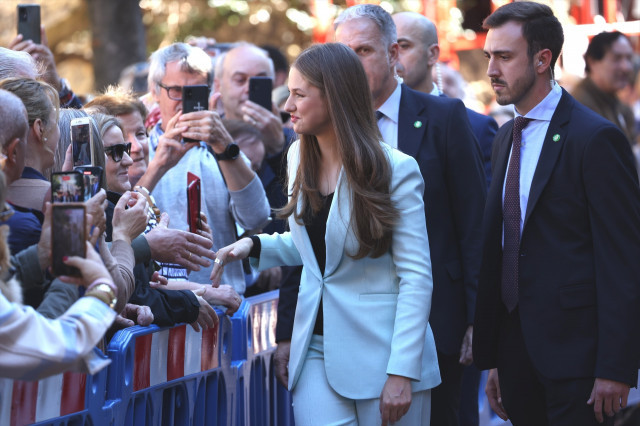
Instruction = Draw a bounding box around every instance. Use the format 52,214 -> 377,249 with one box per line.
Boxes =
43,137 -> 47,142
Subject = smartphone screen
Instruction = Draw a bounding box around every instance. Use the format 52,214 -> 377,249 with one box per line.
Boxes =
71,118 -> 93,167
187,172 -> 201,234
249,77 -> 273,112
17,4 -> 40,44
51,203 -> 86,277
51,171 -> 84,203
74,166 -> 103,201
182,85 -> 209,143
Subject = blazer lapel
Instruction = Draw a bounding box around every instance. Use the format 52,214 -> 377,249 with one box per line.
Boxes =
324,168 -> 350,277
487,122 -> 514,220
523,90 -> 572,229
398,84 -> 428,158
286,143 -> 323,281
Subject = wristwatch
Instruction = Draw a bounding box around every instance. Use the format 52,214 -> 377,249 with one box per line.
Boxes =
212,143 -> 240,161
85,283 -> 118,310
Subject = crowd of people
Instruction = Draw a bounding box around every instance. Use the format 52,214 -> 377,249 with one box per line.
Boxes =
1,1 -> 640,425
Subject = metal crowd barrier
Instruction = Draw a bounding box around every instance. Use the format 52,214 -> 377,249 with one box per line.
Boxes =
0,290 -> 294,426
4,287 -> 638,426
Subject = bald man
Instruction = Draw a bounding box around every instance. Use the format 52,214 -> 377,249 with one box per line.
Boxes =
393,12 -> 499,426
215,43 -> 287,157
393,12 -> 498,188
0,89 -> 28,185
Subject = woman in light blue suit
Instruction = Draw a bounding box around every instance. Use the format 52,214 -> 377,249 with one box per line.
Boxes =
211,43 -> 440,425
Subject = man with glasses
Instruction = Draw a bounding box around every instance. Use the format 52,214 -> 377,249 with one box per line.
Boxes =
139,42 -> 269,292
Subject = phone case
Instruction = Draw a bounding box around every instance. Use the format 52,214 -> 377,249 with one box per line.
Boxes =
51,203 -> 86,277
182,85 -> 209,143
71,120 -> 94,167
187,172 -> 201,234
249,77 -> 273,111
17,4 -> 40,44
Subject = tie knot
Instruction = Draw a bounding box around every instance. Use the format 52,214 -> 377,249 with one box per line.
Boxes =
375,110 -> 385,121
514,116 -> 531,133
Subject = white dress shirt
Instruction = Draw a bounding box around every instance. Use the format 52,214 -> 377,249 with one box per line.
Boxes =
503,81 -> 562,235
376,80 -> 402,149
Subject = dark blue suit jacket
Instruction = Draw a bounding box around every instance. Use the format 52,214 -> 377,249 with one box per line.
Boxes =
398,85 -> 486,355
473,89 -> 640,385
466,108 -> 499,188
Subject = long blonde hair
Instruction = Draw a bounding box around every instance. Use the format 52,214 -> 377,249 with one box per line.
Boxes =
279,43 -> 398,259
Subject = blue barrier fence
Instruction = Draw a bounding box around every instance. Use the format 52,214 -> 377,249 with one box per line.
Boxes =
2,289 -> 639,425
1,290 -> 293,426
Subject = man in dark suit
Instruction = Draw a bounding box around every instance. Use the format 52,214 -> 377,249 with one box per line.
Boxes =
392,11 -> 497,425
473,2 -> 640,425
272,3 -> 487,418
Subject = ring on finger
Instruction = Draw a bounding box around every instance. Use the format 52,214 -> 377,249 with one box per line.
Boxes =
187,252 -> 192,260
214,257 -> 224,266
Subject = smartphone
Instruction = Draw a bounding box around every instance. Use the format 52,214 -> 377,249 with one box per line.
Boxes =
51,203 -> 86,277
71,117 -> 94,167
17,4 -> 40,44
249,77 -> 273,112
74,166 -> 103,201
51,171 -> 84,203
187,172 -> 201,234
182,85 -> 209,143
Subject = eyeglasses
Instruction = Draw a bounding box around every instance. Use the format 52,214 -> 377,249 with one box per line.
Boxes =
104,143 -> 132,162
157,82 -> 185,101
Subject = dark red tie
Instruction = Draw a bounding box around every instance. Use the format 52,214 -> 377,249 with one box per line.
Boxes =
502,116 -> 531,312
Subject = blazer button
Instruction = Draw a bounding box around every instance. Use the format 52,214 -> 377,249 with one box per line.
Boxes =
519,252 -> 526,257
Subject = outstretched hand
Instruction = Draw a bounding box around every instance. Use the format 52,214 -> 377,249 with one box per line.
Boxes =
210,237 -> 254,285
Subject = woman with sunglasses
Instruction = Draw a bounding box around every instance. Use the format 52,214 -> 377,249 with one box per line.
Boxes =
84,111 -> 220,332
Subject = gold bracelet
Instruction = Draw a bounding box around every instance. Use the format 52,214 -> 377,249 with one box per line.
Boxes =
134,185 -> 161,220
84,283 -> 118,310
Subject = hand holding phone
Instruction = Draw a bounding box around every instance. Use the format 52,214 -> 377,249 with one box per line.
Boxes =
187,172 -> 202,234
182,85 -> 209,143
51,203 -> 87,277
17,4 -> 40,44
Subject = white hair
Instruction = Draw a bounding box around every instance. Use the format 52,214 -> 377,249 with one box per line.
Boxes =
334,4 -> 397,48
0,47 -> 39,80
147,43 -> 213,96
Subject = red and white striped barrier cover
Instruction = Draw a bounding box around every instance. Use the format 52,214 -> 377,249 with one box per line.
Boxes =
249,299 -> 278,356
132,324 -> 219,392
0,371 -> 86,425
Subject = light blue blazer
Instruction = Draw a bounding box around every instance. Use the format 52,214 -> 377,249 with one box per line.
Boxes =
252,141 -> 441,399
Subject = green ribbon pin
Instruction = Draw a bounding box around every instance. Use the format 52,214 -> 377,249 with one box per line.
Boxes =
414,121 -> 422,128
552,134 -> 560,142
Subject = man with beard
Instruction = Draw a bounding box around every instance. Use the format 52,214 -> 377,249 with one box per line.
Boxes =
473,2 -> 640,425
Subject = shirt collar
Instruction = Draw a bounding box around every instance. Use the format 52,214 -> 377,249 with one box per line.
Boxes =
429,83 -> 440,96
515,81 -> 562,122
20,167 -> 47,181
377,81 -> 402,124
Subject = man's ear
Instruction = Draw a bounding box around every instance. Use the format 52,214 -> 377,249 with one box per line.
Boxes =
535,49 -> 553,74
427,44 -> 440,66
213,77 -> 221,93
4,138 -> 21,165
388,42 -> 400,68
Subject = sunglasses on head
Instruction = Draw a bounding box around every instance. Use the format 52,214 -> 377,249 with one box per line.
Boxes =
104,143 -> 132,162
